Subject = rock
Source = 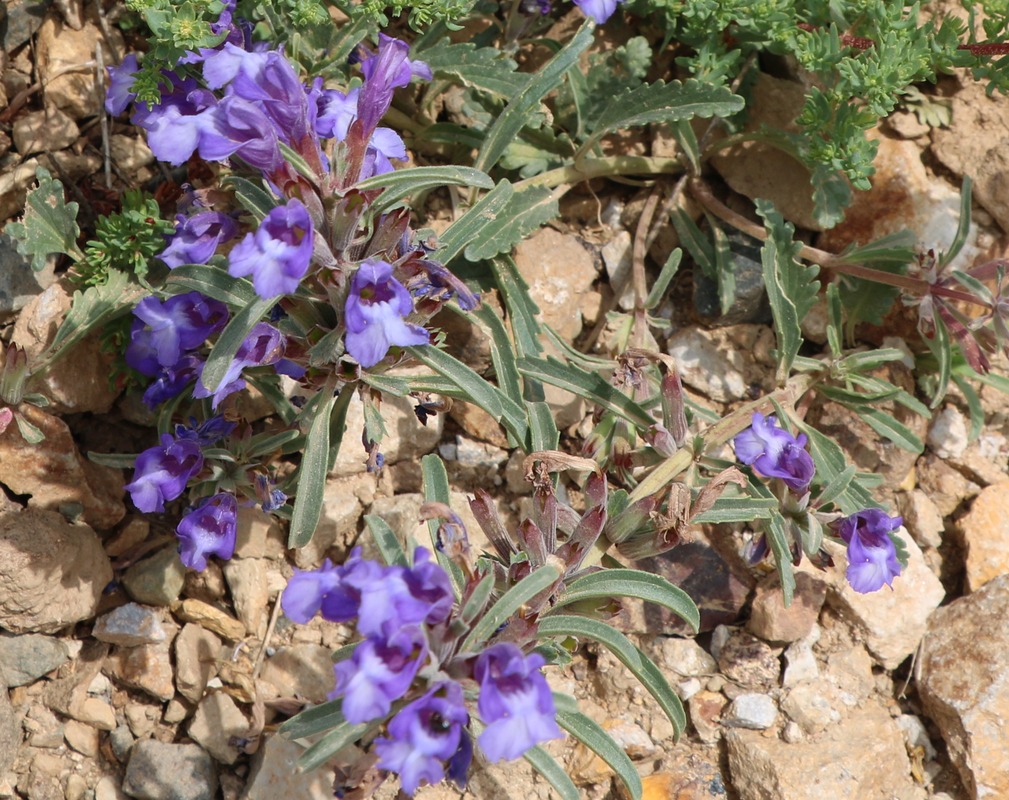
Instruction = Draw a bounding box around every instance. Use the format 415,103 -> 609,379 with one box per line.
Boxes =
233,506 -> 286,559
12,108 -> 79,155
638,750 -> 728,800
24,705 -> 64,748
747,571 -> 827,644
259,645 -> 335,704
297,473 -> 376,568
110,724 -> 135,761
36,17 -> 122,118
652,637 -> 717,678
174,623 -> 222,704
188,693 -> 248,765
601,229 -> 635,310
0,233 -> 57,322
688,690 -> 727,744
0,686 -> 19,777
448,400 -> 510,449
931,77 -> 1009,233
11,282 -> 122,414
916,452 -> 979,517
709,73 -> 821,231
171,598 -> 245,641
105,635 -> 177,702
110,135 -> 155,173
782,628 -> 820,688
957,480 -> 1009,593
92,603 -> 167,646
780,682 -> 840,734
0,509 -> 112,633
716,630 -> 781,691
123,740 -> 218,800
0,633 -> 69,686
896,714 -> 937,762
513,227 -> 596,342
63,719 -> 99,758
0,404 -> 125,529
65,773 -> 88,800
95,776 -> 128,800
886,110 -> 931,139
667,328 -> 748,403
927,405 -> 970,459
104,517 -> 152,559
244,735 -> 336,800
897,489 -> 945,549
163,697 -> 191,724
331,378 -> 443,476
820,130 -> 979,270
693,229 -> 771,326
826,533 -> 945,668
122,547 -> 186,607
726,704 -> 916,800
918,573 -> 1009,799
222,558 -> 270,635
77,697 -> 116,731
724,693 -> 778,730
3,0 -> 53,50
0,158 -> 42,223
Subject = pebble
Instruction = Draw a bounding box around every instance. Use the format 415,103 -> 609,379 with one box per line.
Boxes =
124,740 -> 218,800
655,637 -> 717,678
259,644 -> 336,704
64,774 -> 88,800
76,697 -> 116,731
122,547 -> 186,607
897,489 -> 944,549
188,693 -> 248,765
63,719 -> 99,758
243,735 -> 335,800
171,599 -> 245,640
95,775 -> 128,800
110,724 -> 135,762
723,693 -> 778,730
957,480 -> 1009,592
105,639 -> 177,702
0,633 -> 69,686
222,558 -> 270,635
93,603 -> 167,646
174,623 -> 223,704
927,405 -> 969,458
716,629 -> 781,691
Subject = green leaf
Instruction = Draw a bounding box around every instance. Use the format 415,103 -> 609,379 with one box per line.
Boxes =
365,514 -> 409,568
756,200 -> 821,381
417,39 -> 522,97
200,296 -> 277,394
279,699 -> 344,739
553,569 -> 699,633
838,230 -> 917,268
166,264 -> 258,307
523,746 -> 580,800
246,429 -> 303,459
921,313 -> 952,408
7,167 -> 82,271
463,186 -> 559,261
951,373 -> 984,442
460,572 -> 496,625
222,176 -> 278,223
288,386 -> 352,548
938,176 -> 972,269
538,614 -> 685,735
357,166 -> 494,214
794,421 -> 876,514
460,563 -> 561,654
766,510 -> 796,606
860,408 -> 924,452
691,496 -> 778,523
528,401 -> 560,453
645,249 -> 682,310
838,277 -> 901,334
278,141 -> 320,183
490,255 -> 543,358
469,304 -> 524,405
816,464 -> 856,508
582,78 -> 744,156
421,453 -> 464,592
474,23 -> 593,173
811,164 -> 852,230
555,702 -> 642,800
517,357 -> 653,430
436,180 -> 514,264
297,721 -> 370,772
14,413 -> 45,444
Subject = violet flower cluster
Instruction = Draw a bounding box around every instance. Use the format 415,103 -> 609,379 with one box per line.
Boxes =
281,548 -> 562,796
734,412 -> 904,594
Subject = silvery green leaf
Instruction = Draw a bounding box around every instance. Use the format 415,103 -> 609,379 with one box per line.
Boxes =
419,39 -> 522,97
554,702 -> 642,800
523,746 -> 579,800
358,166 -> 494,214
460,563 -> 561,653
766,510 -> 796,607
279,699 -> 344,739
6,167 -> 82,271
554,569 -> 699,632
463,186 -> 559,261
436,180 -> 514,264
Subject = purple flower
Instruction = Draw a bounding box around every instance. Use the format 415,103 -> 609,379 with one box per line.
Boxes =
142,354 -> 204,407
125,292 -> 229,374
345,259 -> 429,368
192,322 -> 286,408
332,625 -> 428,723
315,87 -> 407,179
175,415 -> 237,447
474,643 -> 562,762
357,35 -> 432,137
176,492 -> 238,571
132,77 -> 217,166
571,0 -> 621,22
105,53 -> 139,115
374,682 -> 470,795
733,412 -> 815,495
835,509 -> 903,594
281,558 -> 359,624
228,199 -> 313,298
160,211 -> 238,269
124,434 -> 204,513
199,95 -> 285,173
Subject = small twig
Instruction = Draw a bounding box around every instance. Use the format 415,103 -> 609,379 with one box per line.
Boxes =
252,590 -> 284,681
96,44 -> 112,189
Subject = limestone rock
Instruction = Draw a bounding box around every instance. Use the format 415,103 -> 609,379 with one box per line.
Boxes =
123,740 -> 218,800
244,735 -> 339,800
259,644 -> 335,704
122,547 -> 186,606
36,16 -> 123,118
918,574 -> 1009,799
297,473 -> 376,568
105,634 -> 177,702
723,693 -> 778,730
0,404 -> 125,529
826,533 -> 944,668
0,509 -> 112,633
222,558 -> 270,635
171,598 -> 245,640
92,603 -> 167,646
12,108 -> 78,155
747,571 -> 827,644
233,506 -> 286,559
716,630 -> 781,691
726,704 -> 916,800
174,623 -> 222,704
897,489 -> 945,550
188,693 -> 248,765
668,328 -> 748,403
957,480 -> 1009,593
927,405 -> 970,459
0,633 -> 69,686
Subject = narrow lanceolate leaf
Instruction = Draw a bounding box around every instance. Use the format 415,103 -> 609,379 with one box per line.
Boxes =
517,356 -> 654,430
357,166 -> 494,214
464,186 -> 559,261
473,23 -> 593,174
7,167 -> 82,271
766,510 -> 797,607
200,295 -> 277,394
460,563 -> 561,654
297,721 -> 370,771
436,180 -> 514,265
421,453 -> 464,592
860,408 -> 924,453
538,615 -> 686,736
222,176 -> 278,223
166,264 -> 258,307
553,569 -> 699,633
581,78 -> 744,156
523,746 -> 580,800
279,699 -> 344,739
491,255 -> 543,358
416,39 -> 522,97
756,200 -> 821,382
816,464 -> 857,509
288,386 -> 351,549
554,702 -> 642,800
365,514 -> 409,568
794,421 -> 876,514
690,496 -> 778,523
